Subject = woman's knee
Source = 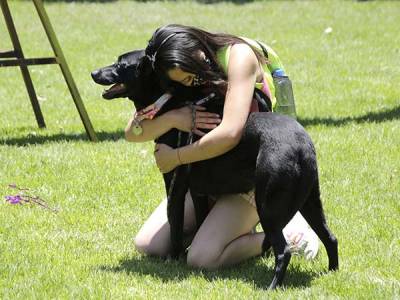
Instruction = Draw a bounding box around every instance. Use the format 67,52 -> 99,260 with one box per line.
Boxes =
186,245 -> 221,270
186,194 -> 259,269
134,233 -> 170,257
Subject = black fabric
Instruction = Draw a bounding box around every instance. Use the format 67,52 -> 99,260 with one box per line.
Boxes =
254,88 -> 272,112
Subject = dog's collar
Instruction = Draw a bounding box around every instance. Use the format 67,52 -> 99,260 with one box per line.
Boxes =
131,92 -> 215,136
131,93 -> 172,136
135,93 -> 173,122
135,92 -> 215,121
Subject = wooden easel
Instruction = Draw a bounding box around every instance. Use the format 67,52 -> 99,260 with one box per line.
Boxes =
0,0 -> 97,141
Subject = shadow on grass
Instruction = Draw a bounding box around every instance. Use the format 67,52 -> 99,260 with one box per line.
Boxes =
98,255 -> 322,290
21,0 -> 118,2
299,105 -> 400,128
2,105 -> 398,146
29,0 -> 257,3
0,130 -> 125,146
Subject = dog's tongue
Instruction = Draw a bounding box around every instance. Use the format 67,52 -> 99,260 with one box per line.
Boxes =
102,83 -> 126,99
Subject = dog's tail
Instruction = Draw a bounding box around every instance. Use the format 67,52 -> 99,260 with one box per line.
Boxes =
300,176 -> 339,270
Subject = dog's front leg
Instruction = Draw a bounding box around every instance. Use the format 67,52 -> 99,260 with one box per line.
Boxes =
167,166 -> 190,259
190,191 -> 209,231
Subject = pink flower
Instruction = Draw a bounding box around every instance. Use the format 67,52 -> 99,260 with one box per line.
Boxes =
5,195 -> 22,204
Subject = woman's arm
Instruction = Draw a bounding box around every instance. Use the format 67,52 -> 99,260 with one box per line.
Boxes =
125,106 -> 221,143
155,43 -> 259,172
125,112 -> 175,143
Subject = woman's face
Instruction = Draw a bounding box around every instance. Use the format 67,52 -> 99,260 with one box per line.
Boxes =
166,50 -> 208,87
167,67 -> 197,87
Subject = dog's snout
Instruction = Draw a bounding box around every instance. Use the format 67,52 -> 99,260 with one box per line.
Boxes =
91,66 -> 116,85
91,69 -> 101,81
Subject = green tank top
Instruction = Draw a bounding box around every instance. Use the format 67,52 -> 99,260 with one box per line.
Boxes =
215,37 -> 285,110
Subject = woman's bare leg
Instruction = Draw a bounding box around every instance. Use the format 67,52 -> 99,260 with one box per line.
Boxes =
187,193 -> 319,269
134,191 -> 319,263
187,193 -> 262,269
134,191 -> 197,257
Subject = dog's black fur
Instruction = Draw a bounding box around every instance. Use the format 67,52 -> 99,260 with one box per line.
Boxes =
92,50 -> 338,289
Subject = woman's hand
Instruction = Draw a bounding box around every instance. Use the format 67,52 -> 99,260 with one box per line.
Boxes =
154,143 -> 180,173
167,105 -> 221,136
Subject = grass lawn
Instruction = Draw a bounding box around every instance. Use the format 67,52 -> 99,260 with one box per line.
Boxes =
1,0 -> 399,298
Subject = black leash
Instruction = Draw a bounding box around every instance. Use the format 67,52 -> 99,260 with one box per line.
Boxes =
166,92 -> 216,200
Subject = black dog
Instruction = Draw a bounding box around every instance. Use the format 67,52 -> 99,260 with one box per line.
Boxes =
92,50 -> 338,289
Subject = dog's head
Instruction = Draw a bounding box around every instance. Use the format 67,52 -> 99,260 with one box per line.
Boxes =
91,50 -> 164,109
91,49 -> 231,120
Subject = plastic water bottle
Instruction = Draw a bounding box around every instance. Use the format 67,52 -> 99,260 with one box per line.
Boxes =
273,68 -> 297,118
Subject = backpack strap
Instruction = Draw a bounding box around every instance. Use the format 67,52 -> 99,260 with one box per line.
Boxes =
256,40 -> 269,59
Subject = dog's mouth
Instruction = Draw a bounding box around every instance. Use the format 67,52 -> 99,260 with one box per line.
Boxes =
102,83 -> 127,99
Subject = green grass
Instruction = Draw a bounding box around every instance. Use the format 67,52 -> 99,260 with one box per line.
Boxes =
1,0 -> 399,299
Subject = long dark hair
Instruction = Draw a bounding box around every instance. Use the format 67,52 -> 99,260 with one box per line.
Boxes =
141,24 -> 266,94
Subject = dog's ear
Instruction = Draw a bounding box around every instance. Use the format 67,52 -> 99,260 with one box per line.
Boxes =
137,56 -> 153,77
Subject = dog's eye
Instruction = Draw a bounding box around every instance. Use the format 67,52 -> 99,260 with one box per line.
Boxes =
116,62 -> 126,70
